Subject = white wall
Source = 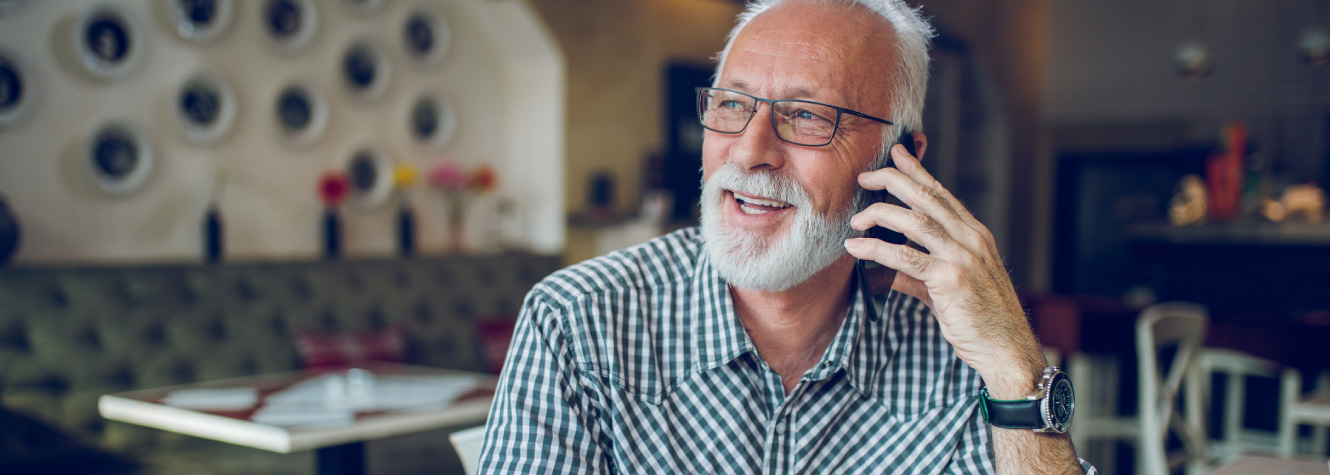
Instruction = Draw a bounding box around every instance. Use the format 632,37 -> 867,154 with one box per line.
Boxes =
0,0 -> 564,264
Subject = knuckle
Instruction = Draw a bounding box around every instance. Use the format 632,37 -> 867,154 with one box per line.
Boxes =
897,245 -> 921,267
907,209 -> 931,227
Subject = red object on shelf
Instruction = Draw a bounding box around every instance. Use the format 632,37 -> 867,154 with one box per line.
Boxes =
1206,122 -> 1247,222
318,171 -> 351,208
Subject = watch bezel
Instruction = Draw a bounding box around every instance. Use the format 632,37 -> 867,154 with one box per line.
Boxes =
1037,369 -> 1074,433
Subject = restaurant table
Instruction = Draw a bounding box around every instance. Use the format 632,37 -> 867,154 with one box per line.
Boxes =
99,363 -> 496,475
1208,454 -> 1329,474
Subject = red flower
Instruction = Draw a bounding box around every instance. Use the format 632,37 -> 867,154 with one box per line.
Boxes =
318,171 -> 350,207
470,165 -> 497,193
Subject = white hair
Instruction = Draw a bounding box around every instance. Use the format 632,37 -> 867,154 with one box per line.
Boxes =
713,0 -> 935,161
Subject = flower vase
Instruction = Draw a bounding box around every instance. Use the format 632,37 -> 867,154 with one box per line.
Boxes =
448,200 -> 467,254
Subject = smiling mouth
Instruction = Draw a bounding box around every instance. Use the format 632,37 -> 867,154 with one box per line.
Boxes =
732,191 -> 792,215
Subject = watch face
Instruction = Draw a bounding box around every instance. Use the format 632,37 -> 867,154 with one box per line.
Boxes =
1047,373 -> 1075,432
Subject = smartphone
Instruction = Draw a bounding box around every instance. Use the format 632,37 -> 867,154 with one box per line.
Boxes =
855,129 -> 915,297
863,129 -> 915,247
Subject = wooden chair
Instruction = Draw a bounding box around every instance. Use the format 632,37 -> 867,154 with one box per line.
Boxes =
1279,369 -> 1330,457
1071,302 -> 1211,475
449,425 -> 487,475
1199,348 -> 1282,460
1136,302 -> 1210,475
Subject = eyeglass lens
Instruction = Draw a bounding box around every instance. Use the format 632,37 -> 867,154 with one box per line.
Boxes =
698,88 -> 839,146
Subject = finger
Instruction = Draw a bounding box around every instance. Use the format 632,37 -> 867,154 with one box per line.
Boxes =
844,237 -> 941,284
889,145 -> 997,248
849,202 -> 968,261
890,144 -> 971,219
857,164 -> 988,255
890,271 -> 933,309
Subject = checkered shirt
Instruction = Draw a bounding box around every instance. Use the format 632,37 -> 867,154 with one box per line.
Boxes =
480,227 -> 1095,474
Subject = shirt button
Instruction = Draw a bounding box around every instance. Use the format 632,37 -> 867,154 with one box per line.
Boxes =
774,420 -> 787,434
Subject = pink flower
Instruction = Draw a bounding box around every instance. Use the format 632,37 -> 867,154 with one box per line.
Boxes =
428,161 -> 469,192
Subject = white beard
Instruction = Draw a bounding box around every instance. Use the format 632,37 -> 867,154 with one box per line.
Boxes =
700,163 -> 863,292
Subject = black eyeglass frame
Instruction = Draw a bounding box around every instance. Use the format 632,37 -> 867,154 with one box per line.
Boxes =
695,86 -> 893,147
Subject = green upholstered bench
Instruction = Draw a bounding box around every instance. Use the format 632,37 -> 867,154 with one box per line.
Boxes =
0,254 -> 558,473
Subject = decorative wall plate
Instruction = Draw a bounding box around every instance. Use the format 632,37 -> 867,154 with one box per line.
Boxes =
409,94 -> 457,149
340,40 -> 391,102
402,8 -> 451,67
75,3 -> 144,81
166,0 -> 234,44
0,49 -> 35,130
344,147 -> 392,210
262,0 -> 317,53
274,81 -> 328,146
175,71 -> 236,145
86,121 -> 154,196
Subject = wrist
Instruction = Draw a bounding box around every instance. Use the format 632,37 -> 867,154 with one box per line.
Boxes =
979,351 -> 1047,400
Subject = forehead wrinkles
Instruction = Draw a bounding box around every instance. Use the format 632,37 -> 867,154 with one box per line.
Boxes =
724,2 -> 894,114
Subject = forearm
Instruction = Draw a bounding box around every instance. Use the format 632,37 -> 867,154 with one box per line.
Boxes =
990,427 -> 1082,475
982,343 -> 1084,474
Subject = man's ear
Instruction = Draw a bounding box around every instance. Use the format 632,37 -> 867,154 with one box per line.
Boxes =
911,131 -> 928,160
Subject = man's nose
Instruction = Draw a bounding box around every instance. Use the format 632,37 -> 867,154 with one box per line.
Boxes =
728,104 -> 786,171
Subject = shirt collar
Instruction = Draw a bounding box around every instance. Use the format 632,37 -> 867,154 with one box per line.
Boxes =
690,249 -> 900,394
691,250 -> 756,371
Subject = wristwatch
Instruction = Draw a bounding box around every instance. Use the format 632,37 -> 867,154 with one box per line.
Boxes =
978,366 -> 1075,433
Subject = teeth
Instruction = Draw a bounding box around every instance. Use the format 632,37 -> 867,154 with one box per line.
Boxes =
734,194 -> 790,208
734,193 -> 791,215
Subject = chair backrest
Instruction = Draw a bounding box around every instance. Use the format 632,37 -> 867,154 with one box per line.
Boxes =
1136,302 -> 1210,475
450,424 -> 487,475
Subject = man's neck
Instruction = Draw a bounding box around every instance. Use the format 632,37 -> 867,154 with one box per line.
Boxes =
730,255 -> 857,393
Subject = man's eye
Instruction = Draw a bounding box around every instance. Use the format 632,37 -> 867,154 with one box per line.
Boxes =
720,100 -> 746,110
793,109 -> 830,122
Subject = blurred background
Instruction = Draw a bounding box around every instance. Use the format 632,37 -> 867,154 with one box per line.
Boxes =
1,0 -> 1328,474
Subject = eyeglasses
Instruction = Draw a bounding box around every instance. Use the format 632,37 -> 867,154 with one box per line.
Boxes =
695,87 -> 893,147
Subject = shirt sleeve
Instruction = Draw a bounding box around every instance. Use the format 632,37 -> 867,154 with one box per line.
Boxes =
478,292 -> 612,474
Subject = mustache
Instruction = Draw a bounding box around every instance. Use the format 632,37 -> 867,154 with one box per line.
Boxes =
701,163 -> 811,208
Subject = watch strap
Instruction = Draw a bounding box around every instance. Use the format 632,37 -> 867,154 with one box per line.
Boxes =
979,387 -> 1044,430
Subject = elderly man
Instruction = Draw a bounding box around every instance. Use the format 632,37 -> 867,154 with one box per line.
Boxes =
481,0 -> 1093,473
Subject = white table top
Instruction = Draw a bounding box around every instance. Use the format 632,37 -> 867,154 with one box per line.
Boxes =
99,364 -> 496,454
1209,454 -> 1329,475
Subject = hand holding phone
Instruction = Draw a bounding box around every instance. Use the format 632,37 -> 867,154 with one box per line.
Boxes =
862,129 -> 915,247
856,129 -> 915,296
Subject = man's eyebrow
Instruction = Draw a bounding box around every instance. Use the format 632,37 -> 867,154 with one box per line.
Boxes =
720,79 -> 751,91
717,80 -> 819,101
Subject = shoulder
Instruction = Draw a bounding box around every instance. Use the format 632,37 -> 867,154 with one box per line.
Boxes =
526,227 -> 704,308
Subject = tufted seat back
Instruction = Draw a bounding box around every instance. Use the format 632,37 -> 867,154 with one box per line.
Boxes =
0,254 -> 558,454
